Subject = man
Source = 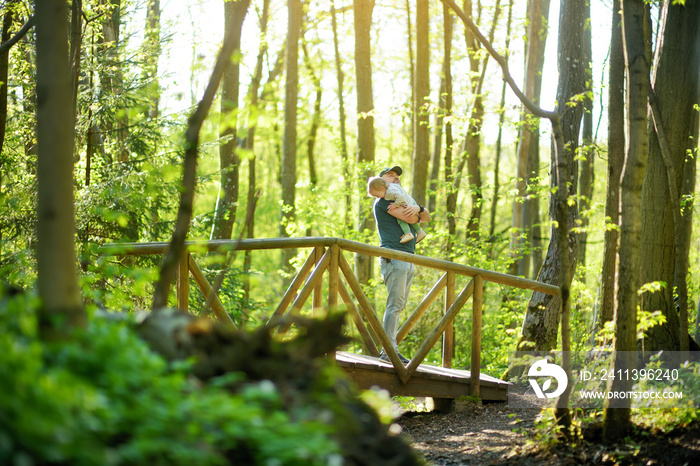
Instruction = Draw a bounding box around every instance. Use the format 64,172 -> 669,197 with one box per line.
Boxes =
373,165 -> 431,364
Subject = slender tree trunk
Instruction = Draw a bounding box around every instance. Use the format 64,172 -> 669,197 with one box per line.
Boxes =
142,0 -> 161,120
443,4 -> 456,258
243,0 -> 272,300
100,0 -> 129,163
211,0 -> 249,242
69,0 -> 82,126
302,32 -> 322,236
519,0 -> 585,352
599,0 -> 625,327
280,0 -> 301,280
603,0 -> 650,441
411,0 -> 430,206
508,0 -> 550,277
428,73 -> 445,215
353,0 -> 375,286
577,0 -> 594,271
36,0 -> 85,339
330,0 -> 351,229
0,2 -> 14,252
489,0 -> 513,239
405,0 -> 415,153
461,0 -> 488,240
640,0 -> 700,353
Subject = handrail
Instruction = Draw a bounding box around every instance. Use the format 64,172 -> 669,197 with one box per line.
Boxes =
101,237 -> 560,295
100,236 -> 560,396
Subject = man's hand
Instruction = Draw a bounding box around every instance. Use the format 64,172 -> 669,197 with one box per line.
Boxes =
387,204 -> 430,224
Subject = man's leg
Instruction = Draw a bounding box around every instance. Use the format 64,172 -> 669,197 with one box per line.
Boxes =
380,258 -> 415,352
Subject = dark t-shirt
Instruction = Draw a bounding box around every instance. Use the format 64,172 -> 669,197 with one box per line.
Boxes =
373,198 -> 416,253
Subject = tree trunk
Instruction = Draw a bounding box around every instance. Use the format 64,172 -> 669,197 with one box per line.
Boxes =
243,0 -> 272,300
142,0 -> 161,120
69,0 -> 82,126
411,0 -> 430,206
603,0 -> 650,441
461,0 -> 487,240
639,0 -> 700,353
489,0 -> 514,240
353,0 -> 375,286
100,0 -> 129,163
0,2 -> 14,252
302,33 -> 322,236
599,0 -> 625,327
280,0 -> 301,279
428,72 -> 445,215
211,0 -> 249,242
36,0 -> 85,339
519,0 -> 585,352
405,0 -> 415,153
508,0 -> 550,277
330,0 -> 351,229
577,0 -> 594,271
443,4 -> 456,258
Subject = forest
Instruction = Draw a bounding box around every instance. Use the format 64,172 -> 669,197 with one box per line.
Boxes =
0,0 -> 699,464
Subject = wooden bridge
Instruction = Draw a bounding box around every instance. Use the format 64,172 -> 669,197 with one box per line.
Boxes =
102,237 -> 559,407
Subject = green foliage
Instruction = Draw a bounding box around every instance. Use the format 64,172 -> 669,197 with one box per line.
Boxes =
632,357 -> 700,431
0,291 -> 343,465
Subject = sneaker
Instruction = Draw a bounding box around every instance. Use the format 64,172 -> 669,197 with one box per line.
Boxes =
399,233 -> 414,244
415,230 -> 427,243
379,350 -> 410,365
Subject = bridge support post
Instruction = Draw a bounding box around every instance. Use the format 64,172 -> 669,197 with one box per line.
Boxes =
442,272 -> 456,368
177,252 -> 189,312
470,275 -> 483,397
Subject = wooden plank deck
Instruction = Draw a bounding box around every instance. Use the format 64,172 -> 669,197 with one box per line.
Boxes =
335,351 -> 509,402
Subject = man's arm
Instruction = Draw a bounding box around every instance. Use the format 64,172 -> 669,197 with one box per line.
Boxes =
387,204 -> 431,224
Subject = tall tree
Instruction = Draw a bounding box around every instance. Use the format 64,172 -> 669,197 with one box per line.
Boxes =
603,0 -> 650,441
599,0 -> 625,327
488,0 -> 514,240
508,0 -> 550,278
35,0 -> 85,339
576,0 -> 594,270
446,0 -> 500,249
301,26 -> 322,230
142,0 -> 161,120
243,0 -> 278,300
639,0 -> 700,353
69,0 -> 82,125
518,0 -> 586,352
211,0 -> 250,242
461,0 -> 489,239
330,0 -> 351,228
411,0 -> 430,205
280,0 -> 302,278
353,0 -> 375,286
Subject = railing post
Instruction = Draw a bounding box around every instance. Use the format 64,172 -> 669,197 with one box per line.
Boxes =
470,274 -> 483,397
313,246 -> 324,314
177,252 -> 189,312
442,271 -> 455,368
328,244 -> 339,309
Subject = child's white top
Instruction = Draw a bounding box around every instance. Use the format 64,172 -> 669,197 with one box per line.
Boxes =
384,183 -> 416,207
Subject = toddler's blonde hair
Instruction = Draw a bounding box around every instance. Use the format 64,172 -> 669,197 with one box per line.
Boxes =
367,176 -> 389,197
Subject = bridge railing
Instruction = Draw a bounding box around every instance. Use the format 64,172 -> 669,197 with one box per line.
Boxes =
101,237 -> 559,396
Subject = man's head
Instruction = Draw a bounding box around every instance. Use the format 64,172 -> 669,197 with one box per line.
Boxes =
367,176 -> 389,198
379,165 -> 402,184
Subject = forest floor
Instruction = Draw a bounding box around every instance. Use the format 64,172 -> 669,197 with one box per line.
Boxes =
395,384 -> 700,465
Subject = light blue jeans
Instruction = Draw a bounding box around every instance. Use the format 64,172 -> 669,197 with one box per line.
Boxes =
380,258 -> 415,352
